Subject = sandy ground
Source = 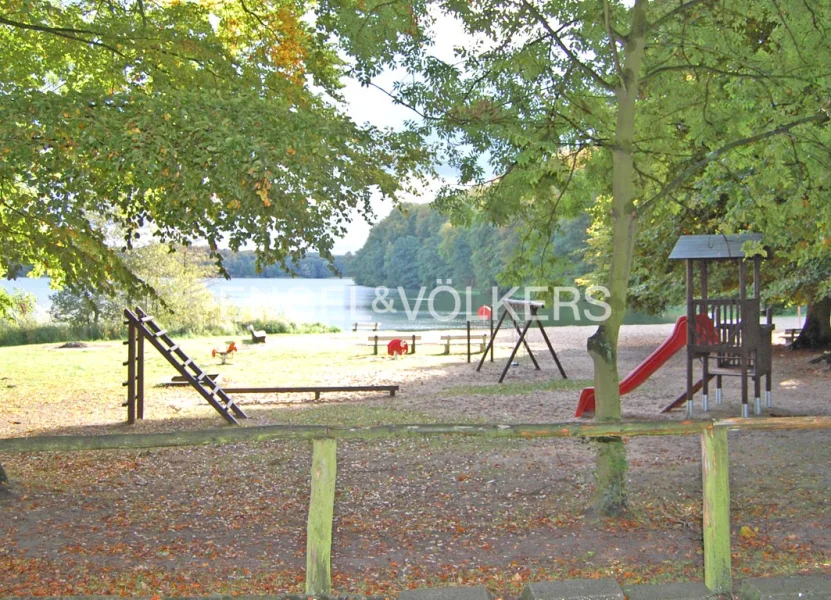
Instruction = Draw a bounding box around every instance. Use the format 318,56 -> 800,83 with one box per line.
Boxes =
252,320 -> 831,424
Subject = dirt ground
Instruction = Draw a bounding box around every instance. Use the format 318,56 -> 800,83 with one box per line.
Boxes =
0,323 -> 829,596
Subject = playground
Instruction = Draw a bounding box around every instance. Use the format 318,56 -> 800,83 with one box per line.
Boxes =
0,319 -> 828,596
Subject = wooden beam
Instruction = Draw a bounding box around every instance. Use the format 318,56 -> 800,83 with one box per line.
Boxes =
1,417 -> 829,455
306,438 -> 337,595
137,330 -> 145,420
126,323 -> 136,425
222,385 -> 399,395
701,425 -> 732,593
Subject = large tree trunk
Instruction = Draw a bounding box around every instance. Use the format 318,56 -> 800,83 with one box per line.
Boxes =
587,0 -> 648,517
792,298 -> 831,350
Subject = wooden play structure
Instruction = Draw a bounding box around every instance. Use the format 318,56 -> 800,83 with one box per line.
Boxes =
665,234 -> 774,417
124,307 -> 247,425
123,307 -> 398,425
574,314 -> 716,418
477,299 -> 567,383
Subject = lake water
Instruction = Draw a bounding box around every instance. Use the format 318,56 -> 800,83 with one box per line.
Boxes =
1,277 -> 677,331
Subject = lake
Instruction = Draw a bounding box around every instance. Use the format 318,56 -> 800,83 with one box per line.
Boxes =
1,277 -> 676,331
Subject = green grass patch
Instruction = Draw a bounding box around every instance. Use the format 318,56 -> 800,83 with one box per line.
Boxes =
443,378 -> 591,397
262,405 -> 442,427
0,318 -> 340,348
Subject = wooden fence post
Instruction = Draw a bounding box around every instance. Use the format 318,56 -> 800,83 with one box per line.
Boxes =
136,329 -> 145,420
701,425 -> 732,593
306,438 -> 337,595
126,322 -> 136,425
467,320 -> 471,364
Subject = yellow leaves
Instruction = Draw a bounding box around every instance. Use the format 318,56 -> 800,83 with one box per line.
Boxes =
254,179 -> 272,207
227,199 -> 241,210
256,188 -> 271,207
739,525 -> 758,539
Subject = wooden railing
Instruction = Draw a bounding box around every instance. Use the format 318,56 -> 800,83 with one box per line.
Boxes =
1,416 -> 829,595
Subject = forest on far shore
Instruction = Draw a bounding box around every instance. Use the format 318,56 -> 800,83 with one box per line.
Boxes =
348,203 -> 589,291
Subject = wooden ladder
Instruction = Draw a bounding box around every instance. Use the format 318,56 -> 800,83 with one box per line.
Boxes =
124,307 -> 247,425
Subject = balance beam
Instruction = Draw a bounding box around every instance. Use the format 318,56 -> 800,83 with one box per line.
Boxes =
223,385 -> 399,398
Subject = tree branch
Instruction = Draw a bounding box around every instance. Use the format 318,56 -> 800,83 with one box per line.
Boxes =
643,63 -> 827,84
519,0 -> 614,92
603,0 -> 625,87
642,112 -> 830,210
648,0 -> 715,32
0,15 -> 125,56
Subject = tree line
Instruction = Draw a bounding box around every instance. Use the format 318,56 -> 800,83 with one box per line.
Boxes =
219,250 -> 349,279
348,203 -> 590,291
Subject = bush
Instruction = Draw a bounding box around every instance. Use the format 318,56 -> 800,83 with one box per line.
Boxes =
0,322 -> 126,346
0,317 -> 339,347
240,318 -> 340,335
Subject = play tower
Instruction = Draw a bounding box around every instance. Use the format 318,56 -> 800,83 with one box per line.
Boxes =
668,234 -> 774,417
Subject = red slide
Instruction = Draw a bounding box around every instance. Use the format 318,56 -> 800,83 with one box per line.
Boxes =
575,316 -> 692,418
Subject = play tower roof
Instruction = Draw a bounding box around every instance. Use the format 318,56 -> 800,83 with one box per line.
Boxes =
668,233 -> 764,261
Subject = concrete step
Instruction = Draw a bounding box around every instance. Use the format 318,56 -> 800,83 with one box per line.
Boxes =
622,581 -> 714,599
398,585 -> 494,600
738,576 -> 831,599
519,579 -> 624,600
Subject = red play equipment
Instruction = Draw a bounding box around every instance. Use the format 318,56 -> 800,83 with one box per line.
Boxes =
574,315 -> 717,417
212,341 -> 238,364
387,339 -> 409,356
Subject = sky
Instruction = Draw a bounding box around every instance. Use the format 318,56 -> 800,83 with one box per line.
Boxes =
330,74 -> 424,255
329,17 -> 471,255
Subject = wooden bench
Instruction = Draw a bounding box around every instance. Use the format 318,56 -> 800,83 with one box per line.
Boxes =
440,334 -> 488,355
367,334 -> 421,355
248,324 -> 267,343
353,322 -> 380,332
783,328 -> 800,343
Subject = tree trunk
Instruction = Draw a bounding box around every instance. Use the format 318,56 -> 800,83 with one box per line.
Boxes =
0,462 -> 7,485
792,298 -> 831,350
587,0 -> 648,517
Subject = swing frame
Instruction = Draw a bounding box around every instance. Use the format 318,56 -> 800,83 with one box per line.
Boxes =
476,299 -> 568,383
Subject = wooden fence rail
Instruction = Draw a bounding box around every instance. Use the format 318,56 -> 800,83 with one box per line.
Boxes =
1,415 -> 829,595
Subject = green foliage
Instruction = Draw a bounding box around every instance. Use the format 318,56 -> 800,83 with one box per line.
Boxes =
0,313 -> 339,348
245,317 -> 340,335
43,242 -> 346,340
0,288 -> 37,325
49,286 -> 122,327
0,321 -> 125,347
351,203 -> 588,290
316,0 -> 830,304
0,0 -> 426,299
385,235 -> 423,288
316,0 -> 831,515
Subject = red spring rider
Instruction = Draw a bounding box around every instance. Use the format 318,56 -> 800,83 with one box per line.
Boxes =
387,339 -> 409,356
